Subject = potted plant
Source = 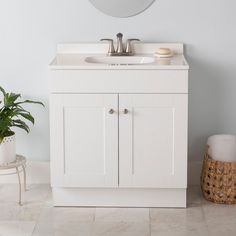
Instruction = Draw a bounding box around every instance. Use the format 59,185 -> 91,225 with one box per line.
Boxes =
0,86 -> 44,165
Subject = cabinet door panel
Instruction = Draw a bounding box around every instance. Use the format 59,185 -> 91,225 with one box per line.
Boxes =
119,94 -> 187,188
50,94 -> 118,187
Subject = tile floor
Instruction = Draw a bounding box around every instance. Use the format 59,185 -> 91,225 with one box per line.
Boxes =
0,184 -> 235,236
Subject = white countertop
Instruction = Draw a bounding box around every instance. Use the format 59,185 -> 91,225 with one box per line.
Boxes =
49,53 -> 189,70
49,43 -> 189,70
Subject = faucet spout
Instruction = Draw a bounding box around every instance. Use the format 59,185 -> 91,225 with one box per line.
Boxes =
116,33 -> 124,54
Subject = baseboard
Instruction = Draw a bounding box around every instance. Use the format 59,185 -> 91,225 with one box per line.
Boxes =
0,160 -> 50,184
53,187 -> 187,208
0,160 -> 202,186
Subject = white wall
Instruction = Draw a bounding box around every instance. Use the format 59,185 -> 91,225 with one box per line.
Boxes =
0,0 -> 236,161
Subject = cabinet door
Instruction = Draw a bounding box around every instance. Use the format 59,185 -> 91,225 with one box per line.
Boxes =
50,94 -> 118,187
119,94 -> 188,188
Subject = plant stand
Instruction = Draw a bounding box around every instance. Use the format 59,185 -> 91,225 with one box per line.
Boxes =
0,155 -> 27,205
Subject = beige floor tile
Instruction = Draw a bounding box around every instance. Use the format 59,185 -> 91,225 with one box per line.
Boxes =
0,184 -> 50,204
92,222 -> 150,236
0,184 -> 22,203
150,206 -> 205,224
38,206 -> 95,223
0,221 -> 35,236
17,201 -> 45,221
23,184 -> 51,203
0,184 -> 49,222
43,190 -> 53,207
0,202 -> 22,221
0,201 -> 44,222
151,221 -> 209,236
202,201 -> 236,219
207,221 -> 236,236
202,201 -> 236,236
95,208 -> 149,222
0,185 -> 236,236
32,220 -> 93,236
150,206 -> 209,236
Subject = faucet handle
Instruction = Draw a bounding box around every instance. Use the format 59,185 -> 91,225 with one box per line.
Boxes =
125,39 -> 140,54
100,39 -> 115,55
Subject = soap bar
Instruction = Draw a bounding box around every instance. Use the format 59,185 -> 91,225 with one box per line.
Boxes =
157,48 -> 172,55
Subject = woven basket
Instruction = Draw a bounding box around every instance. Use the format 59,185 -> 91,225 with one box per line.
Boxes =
201,152 -> 236,204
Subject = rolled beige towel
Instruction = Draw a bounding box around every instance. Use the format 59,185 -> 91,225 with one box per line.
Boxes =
207,135 -> 236,162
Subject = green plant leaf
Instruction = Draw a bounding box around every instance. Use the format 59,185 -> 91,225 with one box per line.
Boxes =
0,135 -> 3,144
4,93 -> 21,108
18,112 -> 34,124
16,100 -> 44,107
0,86 -> 6,96
0,118 -> 11,131
11,108 -> 29,116
9,92 -> 21,103
12,119 -> 30,133
12,124 -> 30,133
0,86 -> 44,137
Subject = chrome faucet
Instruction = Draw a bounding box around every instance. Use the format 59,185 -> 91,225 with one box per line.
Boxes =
116,33 -> 124,54
101,33 -> 140,56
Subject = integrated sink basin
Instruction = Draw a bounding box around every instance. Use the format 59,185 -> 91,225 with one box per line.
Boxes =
85,56 -> 155,65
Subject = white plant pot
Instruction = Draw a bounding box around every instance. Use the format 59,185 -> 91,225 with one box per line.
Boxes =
0,134 -> 16,165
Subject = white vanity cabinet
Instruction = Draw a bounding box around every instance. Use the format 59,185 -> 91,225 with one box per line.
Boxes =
50,94 -> 119,188
119,94 -> 188,189
49,43 -> 189,207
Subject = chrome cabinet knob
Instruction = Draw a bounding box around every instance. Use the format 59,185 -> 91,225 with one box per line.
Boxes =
109,109 -> 115,114
123,109 -> 129,114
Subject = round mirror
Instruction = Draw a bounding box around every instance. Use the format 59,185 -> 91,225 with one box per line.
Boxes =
89,0 -> 155,18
